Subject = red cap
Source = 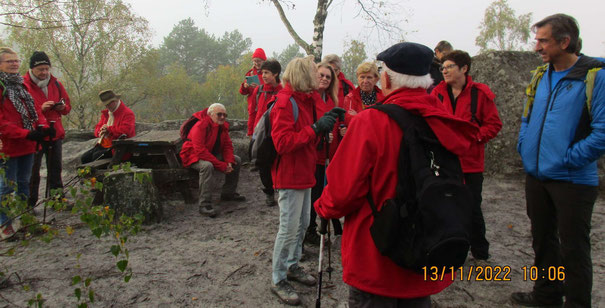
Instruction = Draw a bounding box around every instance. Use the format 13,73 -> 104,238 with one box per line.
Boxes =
252,48 -> 267,61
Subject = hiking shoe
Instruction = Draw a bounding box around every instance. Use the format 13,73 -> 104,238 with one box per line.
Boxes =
271,279 -> 301,306
510,292 -> 563,307
199,204 -> 217,218
0,223 -> 16,240
303,228 -> 320,246
265,193 -> 277,207
220,193 -> 246,202
287,264 -> 316,286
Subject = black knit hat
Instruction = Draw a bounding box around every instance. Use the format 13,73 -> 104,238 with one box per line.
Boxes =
30,51 -> 51,69
376,42 -> 433,76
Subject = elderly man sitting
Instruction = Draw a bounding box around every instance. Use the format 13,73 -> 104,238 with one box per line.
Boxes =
180,103 -> 245,218
81,90 -> 136,164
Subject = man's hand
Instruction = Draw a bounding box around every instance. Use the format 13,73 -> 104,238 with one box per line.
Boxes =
328,132 -> 334,143
339,126 -> 347,137
100,124 -> 108,135
243,82 -> 250,88
225,163 -> 234,174
41,101 -> 54,112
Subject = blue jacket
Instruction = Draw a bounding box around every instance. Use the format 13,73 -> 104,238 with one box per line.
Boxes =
518,56 -> 605,186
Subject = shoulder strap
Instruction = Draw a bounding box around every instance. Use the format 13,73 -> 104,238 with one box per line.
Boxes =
55,79 -> 62,100
255,84 -> 264,112
289,97 -> 299,122
523,64 -> 549,119
585,67 -> 601,121
470,86 -> 481,126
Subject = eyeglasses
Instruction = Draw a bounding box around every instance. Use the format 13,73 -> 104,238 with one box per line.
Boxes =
318,73 -> 332,80
216,112 -> 228,118
439,64 -> 457,72
0,59 -> 22,64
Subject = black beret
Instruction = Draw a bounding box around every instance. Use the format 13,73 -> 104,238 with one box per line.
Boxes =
376,42 -> 433,76
30,51 -> 51,69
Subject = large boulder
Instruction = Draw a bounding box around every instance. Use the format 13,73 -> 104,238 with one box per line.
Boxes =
471,51 -> 542,176
103,168 -> 162,224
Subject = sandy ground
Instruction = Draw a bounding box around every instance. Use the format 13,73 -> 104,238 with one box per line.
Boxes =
1,166 -> 604,307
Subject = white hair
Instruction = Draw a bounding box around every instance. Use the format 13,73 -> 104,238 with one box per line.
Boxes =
383,64 -> 433,90
207,103 -> 226,115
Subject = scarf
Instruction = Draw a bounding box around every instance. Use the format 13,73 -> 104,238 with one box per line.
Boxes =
360,89 -> 377,108
29,70 -> 50,97
0,72 -> 38,130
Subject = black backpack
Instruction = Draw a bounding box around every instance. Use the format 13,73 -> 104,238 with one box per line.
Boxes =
250,97 -> 299,169
367,104 -> 473,272
180,116 -> 199,141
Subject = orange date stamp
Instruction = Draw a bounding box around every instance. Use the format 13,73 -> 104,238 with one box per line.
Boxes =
422,265 -> 512,281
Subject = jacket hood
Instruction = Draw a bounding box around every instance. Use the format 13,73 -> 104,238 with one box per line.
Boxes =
192,107 -> 230,129
383,87 -> 480,155
434,75 -> 495,100
281,83 -> 321,104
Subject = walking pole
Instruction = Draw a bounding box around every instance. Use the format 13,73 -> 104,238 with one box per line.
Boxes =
315,217 -> 328,308
42,121 -> 56,224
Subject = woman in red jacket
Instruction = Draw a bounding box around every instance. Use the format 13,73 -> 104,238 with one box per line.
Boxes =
341,62 -> 385,126
431,50 -> 502,261
269,56 -> 344,305
305,61 -> 342,245
240,48 -> 266,138
323,54 -> 355,106
0,47 -> 49,239
251,59 -> 282,207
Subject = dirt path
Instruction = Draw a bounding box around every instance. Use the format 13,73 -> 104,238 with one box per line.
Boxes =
1,168 -> 604,307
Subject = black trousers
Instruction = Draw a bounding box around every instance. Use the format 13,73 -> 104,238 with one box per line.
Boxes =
29,139 -> 64,207
309,164 -> 342,235
80,144 -> 113,164
348,286 -> 431,308
525,174 -> 597,308
464,172 -> 489,259
258,165 -> 274,196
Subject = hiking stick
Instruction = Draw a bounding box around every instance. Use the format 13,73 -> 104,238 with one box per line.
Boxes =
323,132 -> 334,281
315,217 -> 328,308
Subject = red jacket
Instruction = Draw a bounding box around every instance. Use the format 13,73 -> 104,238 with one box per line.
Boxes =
23,72 -> 71,140
252,83 -> 282,129
314,87 -> 480,298
270,84 -> 320,189
341,85 -> 385,126
239,67 -> 264,136
431,76 -> 502,173
94,101 -> 136,141
315,93 -> 336,165
0,88 -> 48,157
180,108 -> 235,172
336,72 -> 355,108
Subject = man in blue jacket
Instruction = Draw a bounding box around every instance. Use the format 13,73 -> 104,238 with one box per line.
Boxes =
514,14 -> 605,307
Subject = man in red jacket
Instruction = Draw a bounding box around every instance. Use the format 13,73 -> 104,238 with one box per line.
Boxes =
180,103 -> 245,218
431,50 -> 502,262
315,43 -> 479,306
80,90 -> 136,164
24,51 -> 72,207
240,48 -> 266,138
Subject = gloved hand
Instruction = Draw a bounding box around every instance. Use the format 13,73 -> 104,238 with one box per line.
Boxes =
44,126 -> 56,139
26,130 -> 45,142
312,112 -> 337,136
330,107 -> 346,121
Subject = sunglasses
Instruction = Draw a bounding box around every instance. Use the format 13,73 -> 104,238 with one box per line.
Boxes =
319,73 -> 332,80
216,112 -> 228,118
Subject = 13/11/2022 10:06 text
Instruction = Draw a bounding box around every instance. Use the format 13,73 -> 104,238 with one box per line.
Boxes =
422,266 -> 566,281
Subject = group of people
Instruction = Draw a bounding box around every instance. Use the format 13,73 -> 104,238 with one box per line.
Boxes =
1,12 -> 603,308
0,47 -> 138,240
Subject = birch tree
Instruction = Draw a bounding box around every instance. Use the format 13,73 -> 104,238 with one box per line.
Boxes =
475,0 -> 532,52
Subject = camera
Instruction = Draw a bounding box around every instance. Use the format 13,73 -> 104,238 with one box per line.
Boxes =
53,99 -> 65,109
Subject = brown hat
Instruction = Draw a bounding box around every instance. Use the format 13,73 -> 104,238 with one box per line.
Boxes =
99,90 -> 120,105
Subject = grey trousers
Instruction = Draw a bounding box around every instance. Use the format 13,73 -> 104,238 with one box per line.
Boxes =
190,155 -> 241,205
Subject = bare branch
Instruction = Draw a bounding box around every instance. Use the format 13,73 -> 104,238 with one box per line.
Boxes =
269,0 -> 312,55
